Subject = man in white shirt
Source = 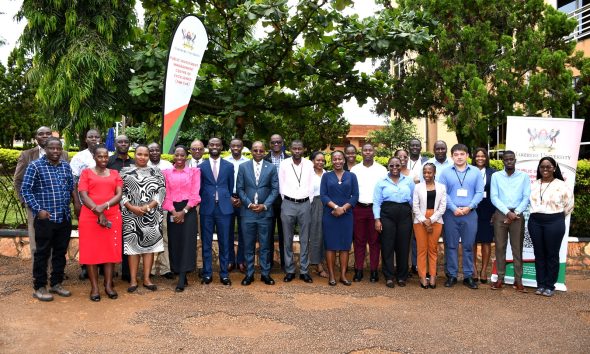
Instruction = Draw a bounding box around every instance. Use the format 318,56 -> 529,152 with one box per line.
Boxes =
350,143 -> 387,282
279,140 -> 315,283
425,140 -> 452,181
147,142 -> 174,279
224,138 -> 249,272
187,139 -> 205,167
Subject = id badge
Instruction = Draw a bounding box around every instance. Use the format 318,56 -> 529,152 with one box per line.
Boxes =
457,188 -> 468,197
483,191 -> 487,198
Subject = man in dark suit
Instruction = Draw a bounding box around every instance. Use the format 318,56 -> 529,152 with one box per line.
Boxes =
14,126 -> 70,258
237,141 -> 279,286
199,137 -> 235,286
264,134 -> 290,270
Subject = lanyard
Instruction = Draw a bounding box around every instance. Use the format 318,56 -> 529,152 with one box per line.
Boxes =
539,179 -> 553,203
454,167 -> 468,187
291,163 -> 302,187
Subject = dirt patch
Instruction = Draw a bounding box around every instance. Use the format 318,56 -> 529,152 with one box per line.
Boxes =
186,312 -> 295,338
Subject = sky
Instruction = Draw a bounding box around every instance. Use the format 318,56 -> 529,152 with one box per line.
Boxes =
0,0 -> 385,125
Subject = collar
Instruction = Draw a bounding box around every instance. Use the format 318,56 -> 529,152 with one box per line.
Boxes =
41,155 -> 62,166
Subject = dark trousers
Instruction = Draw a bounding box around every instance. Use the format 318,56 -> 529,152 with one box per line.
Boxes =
353,205 -> 380,271
242,216 -> 272,276
269,198 -> 285,269
380,202 -> 412,281
201,205 -> 232,278
228,207 -> 245,266
33,218 -> 72,290
528,213 -> 565,291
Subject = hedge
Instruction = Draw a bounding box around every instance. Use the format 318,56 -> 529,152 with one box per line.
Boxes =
0,148 -> 588,236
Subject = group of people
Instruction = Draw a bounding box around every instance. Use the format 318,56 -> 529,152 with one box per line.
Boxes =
15,127 -> 574,302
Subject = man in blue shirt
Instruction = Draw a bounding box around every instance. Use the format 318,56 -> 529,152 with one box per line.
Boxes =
439,144 -> 484,289
490,150 -> 531,292
21,137 -> 76,302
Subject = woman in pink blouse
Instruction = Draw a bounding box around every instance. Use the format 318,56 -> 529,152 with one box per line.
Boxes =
162,145 -> 201,292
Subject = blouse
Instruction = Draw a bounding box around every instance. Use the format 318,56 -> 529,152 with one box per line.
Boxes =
372,174 -> 415,219
529,178 -> 574,215
162,167 -> 201,211
312,170 -> 325,197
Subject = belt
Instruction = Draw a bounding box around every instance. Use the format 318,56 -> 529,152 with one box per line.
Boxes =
284,196 -> 309,203
357,202 -> 373,208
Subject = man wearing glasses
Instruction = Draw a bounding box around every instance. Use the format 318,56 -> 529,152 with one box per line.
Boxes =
187,140 -> 205,168
264,134 -> 290,271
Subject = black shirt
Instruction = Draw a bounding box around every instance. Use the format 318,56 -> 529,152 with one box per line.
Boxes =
107,155 -> 135,172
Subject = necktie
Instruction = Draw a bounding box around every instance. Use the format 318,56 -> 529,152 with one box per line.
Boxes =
212,159 -> 218,181
255,162 -> 261,184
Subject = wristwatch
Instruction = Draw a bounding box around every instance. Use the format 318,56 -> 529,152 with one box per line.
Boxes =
183,208 -> 189,214
333,205 -> 339,210
146,205 -> 151,212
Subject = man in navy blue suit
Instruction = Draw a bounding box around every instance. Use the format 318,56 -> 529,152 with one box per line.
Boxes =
236,141 -> 279,286
199,137 -> 235,286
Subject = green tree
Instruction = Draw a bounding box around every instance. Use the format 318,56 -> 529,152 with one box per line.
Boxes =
129,0 -> 433,151
375,0 -> 588,148
367,118 -> 420,157
17,0 -> 138,143
0,49 -> 47,148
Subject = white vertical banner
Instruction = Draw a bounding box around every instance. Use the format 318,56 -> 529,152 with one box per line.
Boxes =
495,116 -> 584,291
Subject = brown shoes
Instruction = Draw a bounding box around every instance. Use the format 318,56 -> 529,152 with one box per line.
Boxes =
513,282 -> 528,293
491,280 -> 503,290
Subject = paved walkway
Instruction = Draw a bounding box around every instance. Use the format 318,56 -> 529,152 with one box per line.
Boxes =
1,256 -> 589,353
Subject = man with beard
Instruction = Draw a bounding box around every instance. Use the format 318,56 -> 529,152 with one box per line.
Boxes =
264,134 -> 290,271
14,126 -> 69,258
21,137 -> 76,301
224,138 -> 249,273
199,138 -> 235,286
279,140 -> 315,283
107,135 -> 135,282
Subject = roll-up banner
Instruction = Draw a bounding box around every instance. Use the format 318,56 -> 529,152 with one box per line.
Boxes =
492,116 -> 585,291
162,15 -> 208,154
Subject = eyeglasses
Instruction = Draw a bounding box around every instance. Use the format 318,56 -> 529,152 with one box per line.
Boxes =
539,165 -> 554,170
270,141 -> 283,145
388,164 -> 401,168
252,149 -> 265,153
190,147 -> 204,151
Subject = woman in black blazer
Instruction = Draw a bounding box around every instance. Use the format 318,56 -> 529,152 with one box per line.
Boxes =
472,148 -> 496,284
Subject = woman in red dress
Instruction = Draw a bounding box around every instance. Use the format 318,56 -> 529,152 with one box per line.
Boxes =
78,145 -> 123,301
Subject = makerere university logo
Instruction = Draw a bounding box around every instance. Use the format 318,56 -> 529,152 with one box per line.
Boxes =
181,28 -> 196,50
527,128 -> 560,151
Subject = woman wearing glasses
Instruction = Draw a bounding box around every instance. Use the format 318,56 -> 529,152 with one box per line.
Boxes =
373,156 -> 415,288
528,157 -> 574,297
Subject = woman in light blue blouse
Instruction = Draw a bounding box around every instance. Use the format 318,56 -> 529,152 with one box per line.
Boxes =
373,156 -> 415,288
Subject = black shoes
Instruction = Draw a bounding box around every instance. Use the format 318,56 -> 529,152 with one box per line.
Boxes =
221,277 -> 232,286
241,275 -> 254,286
162,272 -> 175,279
463,277 -> 479,289
397,280 -> 406,287
143,284 -> 157,291
370,271 -> 379,283
340,279 -> 352,286
261,275 -> 275,285
353,269 -> 363,282
386,279 -> 395,288
444,277 -> 458,288
127,285 -> 138,293
283,273 -> 296,282
201,276 -> 213,284
299,273 -> 313,283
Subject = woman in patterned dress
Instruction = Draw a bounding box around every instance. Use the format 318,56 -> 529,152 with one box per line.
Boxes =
120,145 -> 166,292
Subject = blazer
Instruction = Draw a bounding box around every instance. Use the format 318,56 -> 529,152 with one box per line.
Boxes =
263,151 -> 290,165
236,159 -> 279,218
199,158 -> 235,215
14,147 -> 69,203
412,181 -> 447,224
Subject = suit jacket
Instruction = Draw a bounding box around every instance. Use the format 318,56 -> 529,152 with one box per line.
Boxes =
237,159 -> 279,218
14,147 -> 69,203
263,151 -> 290,165
199,158 -> 234,215
412,181 -> 447,224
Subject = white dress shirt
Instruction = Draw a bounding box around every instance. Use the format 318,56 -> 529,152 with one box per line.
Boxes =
186,157 -> 203,168
148,159 -> 173,171
278,157 -> 314,201
350,161 -> 387,204
224,154 -> 249,193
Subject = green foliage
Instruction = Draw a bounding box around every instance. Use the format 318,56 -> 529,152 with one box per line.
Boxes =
571,160 -> 590,237
17,0 -> 138,139
0,50 -> 48,148
0,149 -> 21,171
129,0 -> 433,152
367,118 -> 421,157
377,0 -> 590,148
